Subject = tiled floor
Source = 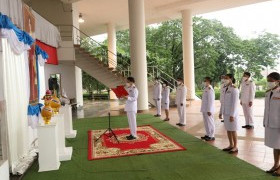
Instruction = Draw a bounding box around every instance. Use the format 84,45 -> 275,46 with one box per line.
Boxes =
76,98 -> 274,171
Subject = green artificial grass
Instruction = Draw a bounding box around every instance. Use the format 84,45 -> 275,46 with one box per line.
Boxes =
23,114 -> 274,180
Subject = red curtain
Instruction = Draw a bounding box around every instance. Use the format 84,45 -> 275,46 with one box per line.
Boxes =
36,40 -> 58,65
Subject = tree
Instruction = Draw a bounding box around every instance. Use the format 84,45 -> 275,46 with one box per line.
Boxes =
101,17 -> 280,90
82,71 -> 107,96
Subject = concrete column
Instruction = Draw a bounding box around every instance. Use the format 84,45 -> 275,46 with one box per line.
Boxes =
107,23 -> 117,69
75,66 -> 83,107
128,0 -> 149,110
182,10 -> 195,99
107,23 -> 118,100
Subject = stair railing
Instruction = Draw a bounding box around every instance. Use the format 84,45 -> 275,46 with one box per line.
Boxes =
57,25 -> 131,76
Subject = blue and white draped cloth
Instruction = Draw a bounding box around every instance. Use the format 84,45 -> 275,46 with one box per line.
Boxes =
1,12 -> 49,128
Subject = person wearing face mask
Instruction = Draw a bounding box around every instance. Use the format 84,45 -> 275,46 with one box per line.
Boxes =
263,72 -> 280,176
221,74 -> 240,154
153,77 -> 162,117
124,77 -> 139,140
161,81 -> 170,121
200,77 -> 215,141
175,77 -> 187,126
240,72 -> 256,129
219,75 -> 226,123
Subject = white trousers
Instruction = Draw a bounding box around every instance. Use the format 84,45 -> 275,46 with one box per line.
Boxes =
154,99 -> 161,115
202,112 -> 215,137
127,111 -> 137,137
242,103 -> 254,125
177,104 -> 186,125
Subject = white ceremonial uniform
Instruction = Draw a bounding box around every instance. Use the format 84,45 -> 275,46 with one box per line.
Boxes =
219,84 -> 227,116
124,85 -> 139,137
264,87 -> 280,149
200,85 -> 215,138
153,82 -> 162,115
176,84 -> 187,125
221,85 -> 240,131
240,79 -> 256,126
161,86 -> 170,110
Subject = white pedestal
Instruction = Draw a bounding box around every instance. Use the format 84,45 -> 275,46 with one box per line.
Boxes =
37,122 -> 60,172
60,105 -> 77,138
53,114 -> 73,161
0,161 -> 9,180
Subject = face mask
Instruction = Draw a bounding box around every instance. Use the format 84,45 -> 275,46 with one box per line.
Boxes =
163,84 -> 166,87
224,79 -> 231,85
177,81 -> 182,86
267,82 -> 278,89
202,82 -> 208,87
242,77 -> 248,82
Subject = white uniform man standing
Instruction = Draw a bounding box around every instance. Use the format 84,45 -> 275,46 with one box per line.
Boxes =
240,72 -> 256,129
176,78 -> 187,126
219,75 -> 226,123
153,78 -> 162,117
124,77 -> 139,140
201,77 -> 215,141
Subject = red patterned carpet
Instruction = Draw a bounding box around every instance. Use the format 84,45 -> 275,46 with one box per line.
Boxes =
88,125 -> 186,160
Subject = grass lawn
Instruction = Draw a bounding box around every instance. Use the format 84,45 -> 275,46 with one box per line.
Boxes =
23,114 -> 274,180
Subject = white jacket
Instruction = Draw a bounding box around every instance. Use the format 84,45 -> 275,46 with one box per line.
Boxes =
161,86 -> 170,104
219,84 -> 227,114
200,85 -> 215,113
263,87 -> 280,128
176,84 -> 187,105
240,80 -> 256,103
221,85 -> 239,117
124,85 -> 138,112
153,83 -> 162,100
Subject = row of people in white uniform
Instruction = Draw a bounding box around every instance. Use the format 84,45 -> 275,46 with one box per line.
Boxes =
153,77 -> 187,126
202,72 -> 280,176
124,73 -> 280,176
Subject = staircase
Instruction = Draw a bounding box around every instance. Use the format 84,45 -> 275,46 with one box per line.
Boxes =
58,25 -> 195,106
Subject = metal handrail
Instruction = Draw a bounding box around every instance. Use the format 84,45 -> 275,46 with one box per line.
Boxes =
57,25 -> 131,74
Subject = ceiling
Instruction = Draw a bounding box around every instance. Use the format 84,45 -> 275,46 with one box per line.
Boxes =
75,0 -> 271,36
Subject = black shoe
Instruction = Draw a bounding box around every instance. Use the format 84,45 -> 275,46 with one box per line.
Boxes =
176,123 -> 181,126
126,136 -> 136,140
247,125 -> 254,129
201,135 -> 209,140
242,125 -> 249,128
222,147 -> 233,151
205,137 -> 215,141
163,118 -> 170,121
154,114 -> 161,117
266,166 -> 280,174
178,124 -> 186,127
221,120 -> 224,122
126,135 -> 133,139
229,148 -> 238,154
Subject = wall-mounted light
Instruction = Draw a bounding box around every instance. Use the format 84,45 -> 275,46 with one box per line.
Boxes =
78,13 -> 84,23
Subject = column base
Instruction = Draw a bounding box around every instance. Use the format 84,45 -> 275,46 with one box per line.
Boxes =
65,130 -> 77,138
59,147 -> 73,161
39,162 -> 60,172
